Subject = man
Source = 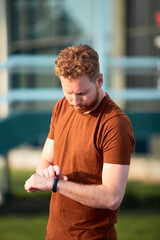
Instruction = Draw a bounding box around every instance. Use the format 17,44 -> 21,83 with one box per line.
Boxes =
25,44 -> 135,240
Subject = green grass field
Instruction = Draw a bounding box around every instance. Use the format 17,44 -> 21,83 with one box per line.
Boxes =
0,170 -> 160,240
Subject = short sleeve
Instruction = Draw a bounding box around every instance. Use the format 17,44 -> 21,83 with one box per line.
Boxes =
48,108 -> 56,140
101,116 -> 135,165
47,97 -> 66,140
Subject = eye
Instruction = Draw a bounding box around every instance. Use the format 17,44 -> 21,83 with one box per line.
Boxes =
65,92 -> 72,95
77,90 -> 89,96
77,92 -> 84,96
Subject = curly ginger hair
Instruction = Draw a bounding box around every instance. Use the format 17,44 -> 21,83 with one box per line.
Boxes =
54,44 -> 100,82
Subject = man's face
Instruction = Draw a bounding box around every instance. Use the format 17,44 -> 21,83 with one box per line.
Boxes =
60,75 -> 100,114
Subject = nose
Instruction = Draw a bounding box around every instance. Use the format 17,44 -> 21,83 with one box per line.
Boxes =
72,94 -> 81,105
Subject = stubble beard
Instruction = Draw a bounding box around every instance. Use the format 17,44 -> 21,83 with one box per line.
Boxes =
71,86 -> 100,114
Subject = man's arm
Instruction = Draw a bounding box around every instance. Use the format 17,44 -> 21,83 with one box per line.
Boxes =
25,163 -> 129,210
36,138 -> 54,175
56,163 -> 129,210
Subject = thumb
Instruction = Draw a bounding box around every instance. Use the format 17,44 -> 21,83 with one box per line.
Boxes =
59,174 -> 68,181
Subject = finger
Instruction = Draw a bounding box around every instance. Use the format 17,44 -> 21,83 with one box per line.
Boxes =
63,175 -> 68,181
24,180 -> 32,191
39,170 -> 45,177
42,168 -> 50,178
47,165 -> 55,178
24,174 -> 38,191
59,175 -> 68,181
53,165 -> 61,177
26,187 -> 38,193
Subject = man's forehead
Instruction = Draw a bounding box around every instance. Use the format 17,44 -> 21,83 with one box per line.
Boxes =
60,76 -> 94,92
63,83 -> 90,94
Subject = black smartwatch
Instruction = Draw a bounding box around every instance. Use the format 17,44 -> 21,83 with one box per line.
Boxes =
52,178 -> 59,193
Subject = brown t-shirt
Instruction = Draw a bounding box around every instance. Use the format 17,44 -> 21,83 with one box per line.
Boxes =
46,94 -> 134,240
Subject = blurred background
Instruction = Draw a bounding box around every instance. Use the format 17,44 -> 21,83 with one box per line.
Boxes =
0,0 -> 160,239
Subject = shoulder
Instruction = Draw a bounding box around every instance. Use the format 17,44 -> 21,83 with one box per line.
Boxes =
52,97 -> 69,115
100,94 -> 132,128
49,97 -> 70,125
54,97 -> 68,110
97,95 -> 135,149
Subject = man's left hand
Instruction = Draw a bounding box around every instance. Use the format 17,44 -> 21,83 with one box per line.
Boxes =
24,174 -> 54,193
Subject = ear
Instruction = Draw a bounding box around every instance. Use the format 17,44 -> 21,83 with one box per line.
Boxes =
96,73 -> 103,88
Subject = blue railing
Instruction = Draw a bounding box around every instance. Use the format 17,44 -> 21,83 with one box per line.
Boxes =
0,55 -> 160,106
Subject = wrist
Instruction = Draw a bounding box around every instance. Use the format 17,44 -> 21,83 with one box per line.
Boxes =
56,179 -> 62,192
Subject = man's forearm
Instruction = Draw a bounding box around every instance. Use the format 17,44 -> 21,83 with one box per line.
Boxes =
25,174 -> 123,210
36,138 -> 54,174
57,180 -> 121,210
36,158 -> 53,174
26,163 -> 128,210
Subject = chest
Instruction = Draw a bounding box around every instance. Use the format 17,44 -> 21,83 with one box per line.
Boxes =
53,111 -> 103,183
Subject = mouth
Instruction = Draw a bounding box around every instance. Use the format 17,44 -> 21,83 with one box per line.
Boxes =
74,105 -> 82,109
70,104 -> 87,113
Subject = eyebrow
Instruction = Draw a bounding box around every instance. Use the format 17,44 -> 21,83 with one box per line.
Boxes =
76,90 -> 89,95
66,89 -> 89,95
